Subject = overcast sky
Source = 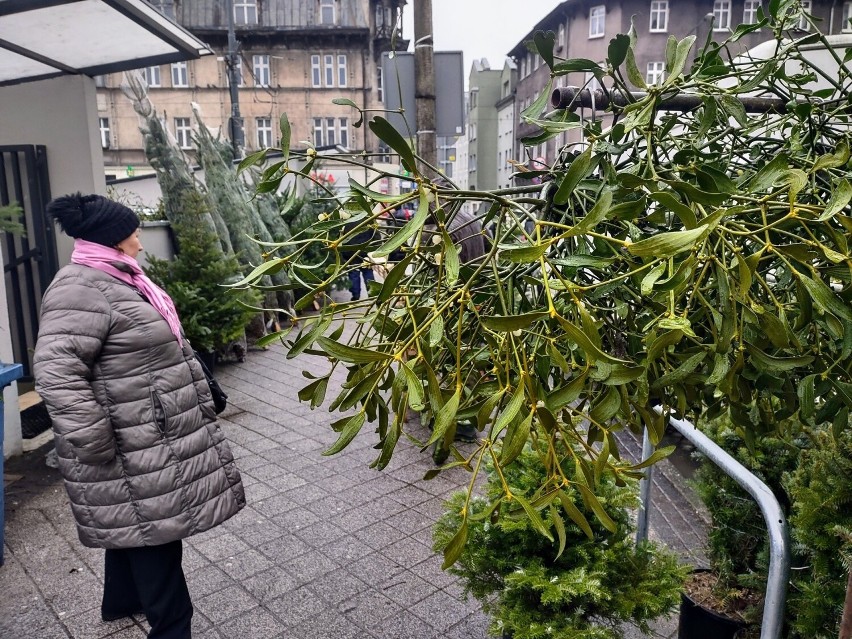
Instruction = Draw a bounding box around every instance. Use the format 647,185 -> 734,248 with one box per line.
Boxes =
401,1 -> 564,77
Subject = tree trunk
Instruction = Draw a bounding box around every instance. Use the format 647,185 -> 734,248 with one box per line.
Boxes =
840,570 -> 852,639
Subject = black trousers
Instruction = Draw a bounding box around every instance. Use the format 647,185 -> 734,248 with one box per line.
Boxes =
102,540 -> 193,639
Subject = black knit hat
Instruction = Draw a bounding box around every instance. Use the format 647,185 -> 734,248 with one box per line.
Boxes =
46,193 -> 140,247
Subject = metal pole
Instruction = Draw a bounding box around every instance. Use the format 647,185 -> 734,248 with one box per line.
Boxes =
551,86 -> 788,114
634,427 -> 654,544
639,409 -> 790,639
225,0 -> 244,156
413,0 -> 437,174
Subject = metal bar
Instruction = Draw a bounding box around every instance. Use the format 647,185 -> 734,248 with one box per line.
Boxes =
11,149 -> 40,379
551,86 -> 788,114
639,409 -> 790,639
634,427 -> 655,544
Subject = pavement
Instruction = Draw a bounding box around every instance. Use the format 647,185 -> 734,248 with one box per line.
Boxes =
0,319 -> 708,639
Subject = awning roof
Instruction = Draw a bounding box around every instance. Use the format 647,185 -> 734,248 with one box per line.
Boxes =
0,0 -> 213,87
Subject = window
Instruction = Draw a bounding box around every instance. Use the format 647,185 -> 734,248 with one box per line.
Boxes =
743,0 -> 761,25
94,75 -> 106,88
171,61 -> 188,87
646,61 -> 665,85
324,55 -> 334,86
234,0 -> 257,25
502,80 -> 510,98
311,55 -> 321,87
377,67 -> 383,102
585,71 -> 602,92
320,0 -> 335,25
253,54 -> 270,87
519,57 -> 526,78
256,117 -> 272,149
337,55 -> 347,87
313,118 -> 324,146
469,122 -> 477,140
649,1 -> 668,32
232,56 -> 244,87
470,154 -> 477,171
589,5 -> 606,37
144,65 -> 161,87
339,118 -> 349,148
149,0 -> 174,19
375,4 -> 384,28
98,117 -> 110,149
557,23 -> 566,49
326,117 -> 336,146
174,117 -> 191,149
843,2 -> 852,32
797,0 -> 812,30
713,1 -> 731,30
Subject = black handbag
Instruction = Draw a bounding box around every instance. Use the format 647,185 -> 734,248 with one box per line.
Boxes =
194,352 -> 228,414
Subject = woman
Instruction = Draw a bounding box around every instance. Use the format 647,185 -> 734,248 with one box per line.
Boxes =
33,193 -> 246,639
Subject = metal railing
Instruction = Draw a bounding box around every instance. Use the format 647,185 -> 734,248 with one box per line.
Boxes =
635,410 -> 791,639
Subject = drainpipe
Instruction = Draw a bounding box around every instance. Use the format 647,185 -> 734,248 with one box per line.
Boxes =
830,0 -> 837,36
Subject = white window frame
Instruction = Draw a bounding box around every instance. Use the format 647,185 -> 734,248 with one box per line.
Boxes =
256,117 -> 272,149
713,1 -> 731,31
377,66 -> 383,102
171,61 -> 188,87
339,117 -> 349,148
313,118 -> 324,146
743,0 -> 761,25
151,0 -> 175,19
311,55 -> 321,87
326,117 -> 336,146
253,54 -> 270,87
337,54 -> 347,87
649,1 -> 669,32
174,117 -> 192,149
233,56 -> 244,87
557,23 -> 566,49
324,54 -> 334,86
234,0 -> 258,26
646,61 -> 666,85
320,0 -> 335,25
144,65 -> 160,88
98,117 -> 110,149
797,0 -> 812,30
843,2 -> 852,32
519,57 -> 526,78
589,5 -> 606,38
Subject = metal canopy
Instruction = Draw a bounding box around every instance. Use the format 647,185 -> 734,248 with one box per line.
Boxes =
0,0 -> 213,87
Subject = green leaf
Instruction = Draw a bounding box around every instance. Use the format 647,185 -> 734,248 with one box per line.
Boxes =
601,364 -> 645,385
501,240 -> 552,263
798,272 -> 852,322
813,141 -> 850,172
317,336 -> 394,363
559,491 -> 594,540
608,34 -> 630,67
641,262 -> 667,296
720,95 -> 747,127
557,317 -> 630,364
369,116 -> 416,173
521,78 -> 553,123
648,191 -> 697,229
237,148 -> 267,174
626,47 -> 647,89
348,178 -> 408,203
589,386 -> 621,423
425,388 -> 460,446
401,361 -> 425,411
820,179 -> 852,221
552,59 -> 602,74
373,188 -> 428,257
501,408 -> 533,465
748,155 -> 789,193
442,230 -> 460,286
377,253 -> 415,303
566,190 -> 613,237
627,224 -> 708,258
278,114 -> 291,163
288,315 -> 331,359
482,311 -> 550,332
798,374 -> 816,422
441,519 -> 468,569
745,343 -> 814,373
428,314 -> 444,348
550,504 -> 568,559
548,369 -> 589,412
651,350 -> 706,388
576,484 -> 617,532
631,445 -> 675,470
512,493 -> 554,542
490,381 -> 526,440
476,389 -> 505,430
554,147 -> 593,206
298,376 -> 329,409
323,412 -> 366,455
663,34 -> 696,84
533,30 -> 556,70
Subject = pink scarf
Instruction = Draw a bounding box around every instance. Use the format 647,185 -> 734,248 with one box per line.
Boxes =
71,239 -> 183,347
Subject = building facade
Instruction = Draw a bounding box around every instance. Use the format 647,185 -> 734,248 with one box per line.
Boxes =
495,59 -> 518,191
97,0 -> 406,179
508,0 -> 844,169
466,58 -> 503,193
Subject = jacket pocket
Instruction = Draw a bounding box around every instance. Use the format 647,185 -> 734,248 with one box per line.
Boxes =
151,390 -> 168,436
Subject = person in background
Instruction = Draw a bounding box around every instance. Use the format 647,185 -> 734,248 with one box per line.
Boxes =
33,193 -> 246,639
341,217 -> 377,301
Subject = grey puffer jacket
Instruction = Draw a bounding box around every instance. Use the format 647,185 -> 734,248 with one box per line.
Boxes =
33,264 -> 246,549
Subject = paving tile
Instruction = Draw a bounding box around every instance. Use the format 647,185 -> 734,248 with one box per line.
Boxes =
279,549 -> 339,582
256,532 -> 312,561
242,566 -> 299,602
338,588 -> 403,629
194,584 -> 258,625
60,607 -> 135,639
191,532 -> 250,562
265,585 -> 327,626
216,606 -> 283,639
366,608 -> 438,639
410,589 -> 475,633
347,551 -> 403,585
307,570 -> 368,606
221,548 -> 275,580
291,520 -> 348,547
288,609 -> 360,639
187,564 -> 233,599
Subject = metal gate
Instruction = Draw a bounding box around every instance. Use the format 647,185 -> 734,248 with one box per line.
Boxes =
0,145 -> 57,382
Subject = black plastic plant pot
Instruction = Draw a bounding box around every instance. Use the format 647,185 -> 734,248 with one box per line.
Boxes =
679,571 -> 748,639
